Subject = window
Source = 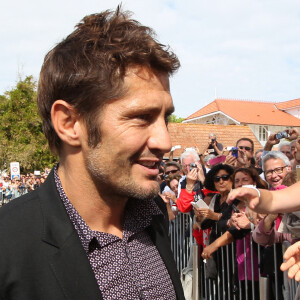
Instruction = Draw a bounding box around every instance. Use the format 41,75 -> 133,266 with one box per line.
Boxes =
259,126 -> 268,141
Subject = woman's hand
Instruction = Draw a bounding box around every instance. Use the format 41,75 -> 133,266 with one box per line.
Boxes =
195,208 -> 220,221
161,192 -> 177,204
231,212 -> 251,230
202,243 -> 217,260
245,207 -> 264,225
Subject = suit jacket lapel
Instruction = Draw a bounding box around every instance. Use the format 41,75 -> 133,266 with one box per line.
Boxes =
48,231 -> 102,300
37,170 -> 102,300
148,215 -> 185,300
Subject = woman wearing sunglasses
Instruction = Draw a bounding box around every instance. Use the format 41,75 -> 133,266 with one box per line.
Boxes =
193,164 -> 234,294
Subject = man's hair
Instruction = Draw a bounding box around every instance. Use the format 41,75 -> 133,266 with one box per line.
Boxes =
255,149 -> 263,157
261,151 -> 291,171
209,133 -> 216,139
236,137 -> 254,151
204,154 -> 216,164
164,161 -> 181,171
180,149 -> 200,164
279,141 -> 291,151
37,6 -> 180,153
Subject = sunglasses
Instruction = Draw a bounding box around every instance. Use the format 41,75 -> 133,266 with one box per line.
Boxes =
165,169 -> 178,175
213,174 -> 230,183
238,146 -> 252,151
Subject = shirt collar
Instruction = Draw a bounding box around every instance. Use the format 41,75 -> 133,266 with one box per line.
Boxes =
53,165 -> 162,252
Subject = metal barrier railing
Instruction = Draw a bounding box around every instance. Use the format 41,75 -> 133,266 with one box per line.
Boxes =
170,212 -> 300,300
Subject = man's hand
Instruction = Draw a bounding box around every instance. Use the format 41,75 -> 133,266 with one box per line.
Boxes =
186,168 -> 197,187
224,153 -> 237,167
227,187 -> 260,210
264,133 -> 280,151
237,149 -> 249,167
195,162 -> 205,184
287,128 -> 299,140
281,241 -> 300,281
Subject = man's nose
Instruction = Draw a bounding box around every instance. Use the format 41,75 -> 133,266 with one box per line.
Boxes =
147,118 -> 172,153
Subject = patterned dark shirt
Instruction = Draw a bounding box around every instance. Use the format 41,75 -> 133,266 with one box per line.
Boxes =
54,167 -> 176,299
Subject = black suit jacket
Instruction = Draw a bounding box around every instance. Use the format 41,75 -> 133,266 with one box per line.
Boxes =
0,171 -> 184,299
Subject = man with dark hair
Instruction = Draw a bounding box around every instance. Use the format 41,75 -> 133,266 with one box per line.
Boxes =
0,7 -> 184,300
235,137 -> 255,168
160,161 -> 181,193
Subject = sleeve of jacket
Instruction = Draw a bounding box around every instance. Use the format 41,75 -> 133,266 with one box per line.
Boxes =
227,226 -> 250,240
252,217 -> 293,247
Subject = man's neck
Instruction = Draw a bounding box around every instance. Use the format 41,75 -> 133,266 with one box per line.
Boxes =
57,161 -> 127,239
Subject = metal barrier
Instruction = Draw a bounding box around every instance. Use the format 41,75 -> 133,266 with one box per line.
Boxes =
170,212 -> 300,300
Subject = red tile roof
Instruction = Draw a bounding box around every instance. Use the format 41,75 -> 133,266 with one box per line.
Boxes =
165,123 -> 262,159
185,99 -> 300,126
276,98 -> 300,110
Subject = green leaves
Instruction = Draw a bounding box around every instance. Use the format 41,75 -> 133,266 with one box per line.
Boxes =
168,114 -> 184,123
0,76 -> 57,173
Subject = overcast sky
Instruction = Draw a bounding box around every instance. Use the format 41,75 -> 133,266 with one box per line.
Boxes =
1,0 -> 300,118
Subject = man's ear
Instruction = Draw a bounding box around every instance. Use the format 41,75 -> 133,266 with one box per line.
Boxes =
51,100 -> 82,147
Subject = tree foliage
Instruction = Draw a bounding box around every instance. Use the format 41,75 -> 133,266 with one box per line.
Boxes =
0,76 -> 57,173
168,114 -> 184,123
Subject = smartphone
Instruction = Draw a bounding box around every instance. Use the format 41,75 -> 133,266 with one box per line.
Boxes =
231,147 -> 238,158
275,131 -> 288,140
209,155 -> 226,166
232,204 -> 240,213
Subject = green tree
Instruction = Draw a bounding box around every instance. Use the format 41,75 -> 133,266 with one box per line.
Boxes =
168,114 -> 184,123
0,76 -> 57,173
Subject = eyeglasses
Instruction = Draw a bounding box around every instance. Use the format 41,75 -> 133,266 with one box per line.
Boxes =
265,166 -> 288,178
165,169 -> 179,175
238,146 -> 252,151
213,174 -> 230,183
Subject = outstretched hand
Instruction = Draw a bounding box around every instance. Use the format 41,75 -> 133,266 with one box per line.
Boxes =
227,187 -> 260,210
281,241 -> 300,281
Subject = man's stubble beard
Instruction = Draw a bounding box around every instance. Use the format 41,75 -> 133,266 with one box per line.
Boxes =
85,144 -> 159,204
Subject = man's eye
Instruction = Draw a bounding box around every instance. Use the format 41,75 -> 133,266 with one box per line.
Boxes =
137,115 -> 151,122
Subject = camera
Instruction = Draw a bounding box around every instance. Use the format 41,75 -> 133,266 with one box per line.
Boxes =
190,163 -> 197,171
211,138 -> 216,143
231,147 -> 238,158
275,131 -> 288,140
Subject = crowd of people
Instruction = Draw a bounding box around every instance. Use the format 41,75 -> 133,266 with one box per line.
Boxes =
0,167 -> 50,204
159,129 -> 300,299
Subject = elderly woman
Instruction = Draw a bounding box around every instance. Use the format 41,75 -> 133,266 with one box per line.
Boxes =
193,164 -> 234,295
197,164 -> 234,232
